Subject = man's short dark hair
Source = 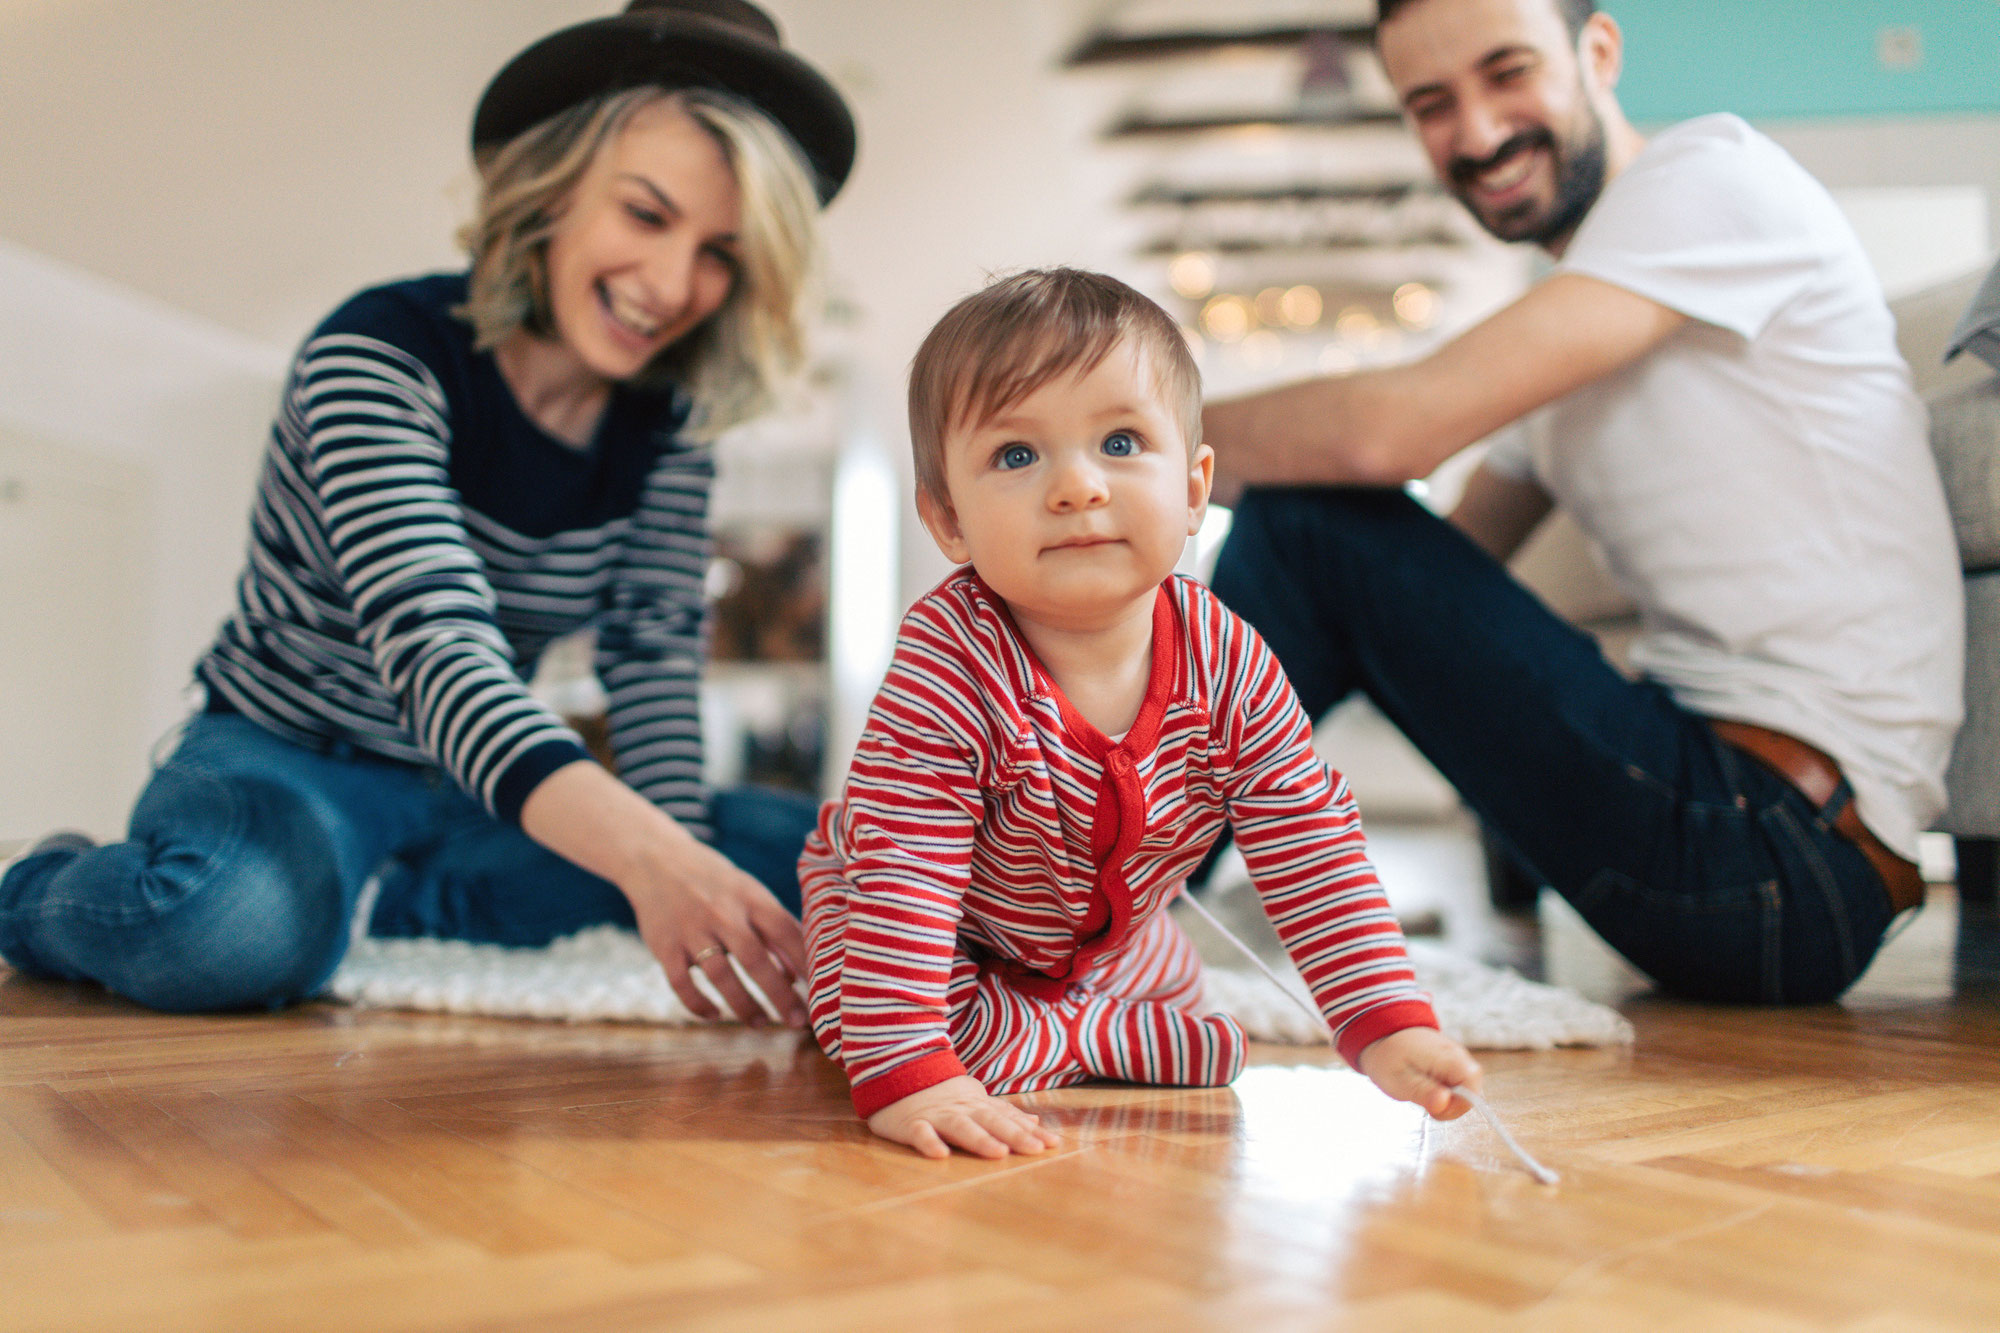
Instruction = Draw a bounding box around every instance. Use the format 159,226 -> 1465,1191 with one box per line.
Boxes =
1376,0 -> 1596,41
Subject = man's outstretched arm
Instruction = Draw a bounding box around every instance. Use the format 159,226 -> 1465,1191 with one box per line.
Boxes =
1203,273 -> 1688,496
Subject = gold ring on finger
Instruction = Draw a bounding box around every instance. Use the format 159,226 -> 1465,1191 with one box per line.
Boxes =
692,944 -> 726,965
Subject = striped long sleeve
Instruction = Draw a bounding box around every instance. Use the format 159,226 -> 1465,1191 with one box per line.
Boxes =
1202,595 -> 1437,1066
819,609 -> 995,1111
594,449 -> 716,839
302,333 -> 588,820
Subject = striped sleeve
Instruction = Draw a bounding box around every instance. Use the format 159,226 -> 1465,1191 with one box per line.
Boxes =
1209,602 -> 1437,1067
594,446 -> 716,840
302,333 -> 590,822
830,601 -> 993,1116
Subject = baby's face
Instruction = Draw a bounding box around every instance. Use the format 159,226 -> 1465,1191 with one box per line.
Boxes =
920,337 -> 1213,632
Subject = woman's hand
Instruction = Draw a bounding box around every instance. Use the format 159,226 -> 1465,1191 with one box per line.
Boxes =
622,827 -> 809,1027
1356,1026 -> 1482,1120
520,758 -> 809,1027
866,1076 -> 1062,1160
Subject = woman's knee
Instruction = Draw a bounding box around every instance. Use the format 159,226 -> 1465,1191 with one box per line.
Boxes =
129,824 -> 352,1011
63,774 -> 354,1012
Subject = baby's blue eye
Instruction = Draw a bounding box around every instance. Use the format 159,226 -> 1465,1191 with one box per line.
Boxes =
1102,431 -> 1138,457
998,444 -> 1036,470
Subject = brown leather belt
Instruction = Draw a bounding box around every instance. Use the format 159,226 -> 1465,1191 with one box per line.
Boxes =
1708,720 -> 1926,916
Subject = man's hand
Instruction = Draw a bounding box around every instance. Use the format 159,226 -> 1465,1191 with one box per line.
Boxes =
867,1076 -> 1062,1160
1357,1027 -> 1482,1120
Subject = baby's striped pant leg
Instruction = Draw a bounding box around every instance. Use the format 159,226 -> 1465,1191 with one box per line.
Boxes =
951,958 -> 1091,1095
1066,910 -> 1244,1087
1064,992 -> 1245,1087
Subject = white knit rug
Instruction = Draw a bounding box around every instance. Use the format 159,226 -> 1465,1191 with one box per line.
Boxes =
325,926 -> 1630,1051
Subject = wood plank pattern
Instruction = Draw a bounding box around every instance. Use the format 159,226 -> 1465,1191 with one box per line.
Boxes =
4,887 -> 1999,1331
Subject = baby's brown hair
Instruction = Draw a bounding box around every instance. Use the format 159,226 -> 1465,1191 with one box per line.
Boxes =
908,268 -> 1202,512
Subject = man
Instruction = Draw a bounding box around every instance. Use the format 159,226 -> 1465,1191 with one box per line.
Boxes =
1203,0 -> 1963,1002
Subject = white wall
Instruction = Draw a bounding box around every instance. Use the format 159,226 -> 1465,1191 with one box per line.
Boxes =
0,0 -> 600,347
1767,115 -> 2000,255
0,240 -> 284,835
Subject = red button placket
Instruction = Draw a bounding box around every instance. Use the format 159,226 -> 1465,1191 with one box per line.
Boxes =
987,584 -> 1182,996
1068,746 -> 1150,980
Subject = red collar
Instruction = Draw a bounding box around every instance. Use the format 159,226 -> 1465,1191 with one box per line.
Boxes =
975,580 -> 1182,764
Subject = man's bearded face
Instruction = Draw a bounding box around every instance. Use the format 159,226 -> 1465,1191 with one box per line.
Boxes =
1445,94 -> 1607,246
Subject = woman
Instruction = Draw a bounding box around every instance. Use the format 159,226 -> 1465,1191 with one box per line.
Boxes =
0,0 -> 855,1027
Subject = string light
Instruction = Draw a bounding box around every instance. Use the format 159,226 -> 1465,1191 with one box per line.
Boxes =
1393,282 -> 1438,329
1278,285 -> 1324,329
1201,294 -> 1254,342
1169,251 -> 1217,300
1241,329 -> 1283,368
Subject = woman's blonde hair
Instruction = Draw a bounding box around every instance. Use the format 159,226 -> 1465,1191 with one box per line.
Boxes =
457,85 -> 822,439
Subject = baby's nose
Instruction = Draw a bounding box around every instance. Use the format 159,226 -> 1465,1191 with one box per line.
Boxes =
1049,458 -> 1110,507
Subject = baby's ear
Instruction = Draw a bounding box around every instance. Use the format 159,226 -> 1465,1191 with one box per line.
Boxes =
916,487 -> 973,565
1186,442 -> 1216,533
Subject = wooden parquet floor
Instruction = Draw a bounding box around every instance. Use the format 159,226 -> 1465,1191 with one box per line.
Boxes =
4,891 -> 2000,1332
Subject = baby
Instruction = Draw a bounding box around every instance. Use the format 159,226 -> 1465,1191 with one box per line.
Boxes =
801,268 -> 1480,1159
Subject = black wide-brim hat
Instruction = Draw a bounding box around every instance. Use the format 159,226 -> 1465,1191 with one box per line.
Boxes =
472,0 -> 857,204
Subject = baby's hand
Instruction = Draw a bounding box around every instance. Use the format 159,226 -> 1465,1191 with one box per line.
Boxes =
866,1075 -> 1062,1160
1357,1027 -> 1482,1120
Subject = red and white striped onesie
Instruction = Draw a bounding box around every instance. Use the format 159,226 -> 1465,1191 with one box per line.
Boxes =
802,571 -> 1436,1119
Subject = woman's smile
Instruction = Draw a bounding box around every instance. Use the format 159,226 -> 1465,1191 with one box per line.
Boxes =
599,281 -> 669,342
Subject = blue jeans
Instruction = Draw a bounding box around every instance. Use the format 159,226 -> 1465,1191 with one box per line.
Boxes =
0,712 -> 820,1012
1211,488 -> 1896,1004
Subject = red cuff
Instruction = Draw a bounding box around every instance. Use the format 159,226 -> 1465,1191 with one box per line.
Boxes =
1333,999 -> 1440,1069
850,1049 -> 970,1119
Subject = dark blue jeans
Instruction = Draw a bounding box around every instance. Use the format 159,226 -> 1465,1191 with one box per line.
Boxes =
1212,488 -> 1896,1004
0,712 -> 819,1013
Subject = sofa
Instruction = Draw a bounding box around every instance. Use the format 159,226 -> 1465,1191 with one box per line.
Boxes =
1907,256 -> 2000,901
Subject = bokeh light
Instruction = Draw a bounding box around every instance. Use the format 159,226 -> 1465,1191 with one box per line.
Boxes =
1334,305 -> 1381,344
1317,344 -> 1359,374
1393,282 -> 1438,329
1279,285 -> 1324,329
1202,294 -> 1254,343
1242,328 -> 1284,368
1254,286 -> 1288,327
1170,251 -> 1218,300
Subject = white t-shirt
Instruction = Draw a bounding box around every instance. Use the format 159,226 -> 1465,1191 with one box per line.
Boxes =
1484,114 -> 1963,859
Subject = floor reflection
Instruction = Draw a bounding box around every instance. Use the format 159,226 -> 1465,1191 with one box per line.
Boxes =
1203,1064 -> 1435,1289
1228,1064 -> 1431,1207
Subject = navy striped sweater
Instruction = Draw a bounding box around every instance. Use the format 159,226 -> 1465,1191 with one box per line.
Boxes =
198,273 -> 714,834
